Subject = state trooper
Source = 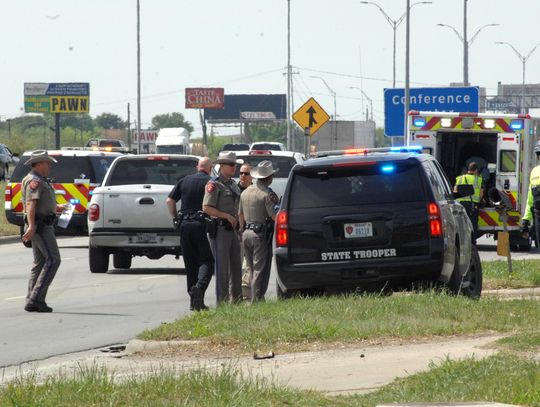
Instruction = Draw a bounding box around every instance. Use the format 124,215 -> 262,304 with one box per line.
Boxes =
202,151 -> 243,305
454,161 -> 484,243
521,141 -> 540,248
237,163 -> 253,300
238,161 -> 279,302
166,157 -> 214,311
21,150 -> 64,313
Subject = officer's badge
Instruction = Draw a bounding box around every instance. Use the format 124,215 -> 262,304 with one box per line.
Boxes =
206,182 -> 216,193
29,179 -> 40,190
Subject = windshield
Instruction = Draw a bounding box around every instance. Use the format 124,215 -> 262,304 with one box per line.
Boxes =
290,161 -> 425,209
107,158 -> 197,186
156,146 -> 185,154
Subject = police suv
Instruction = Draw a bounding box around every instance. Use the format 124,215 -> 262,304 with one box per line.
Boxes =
274,146 -> 482,298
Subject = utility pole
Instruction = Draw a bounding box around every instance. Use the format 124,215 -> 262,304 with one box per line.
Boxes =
7,119 -> 11,140
136,0 -> 142,155
127,102 -> 131,152
200,109 -> 207,149
463,0 -> 469,86
55,113 -> 61,149
286,0 -> 292,151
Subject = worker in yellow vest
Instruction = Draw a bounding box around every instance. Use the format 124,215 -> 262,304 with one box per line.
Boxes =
454,162 -> 484,243
521,141 -> 540,248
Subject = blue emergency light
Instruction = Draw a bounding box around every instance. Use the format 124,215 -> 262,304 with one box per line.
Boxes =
390,145 -> 422,153
510,119 -> 524,130
69,198 -> 81,205
381,165 -> 395,173
413,117 -> 426,127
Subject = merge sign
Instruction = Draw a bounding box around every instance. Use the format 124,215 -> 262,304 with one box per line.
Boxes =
185,88 -> 224,109
24,83 -> 90,114
292,97 -> 330,136
384,87 -> 479,137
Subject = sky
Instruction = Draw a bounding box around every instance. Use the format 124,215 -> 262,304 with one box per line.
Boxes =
1,0 -> 540,138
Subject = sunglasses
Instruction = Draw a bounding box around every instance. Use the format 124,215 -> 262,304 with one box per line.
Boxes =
240,172 -> 251,176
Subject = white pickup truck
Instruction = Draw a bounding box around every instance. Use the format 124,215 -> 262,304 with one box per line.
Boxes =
87,154 -> 201,273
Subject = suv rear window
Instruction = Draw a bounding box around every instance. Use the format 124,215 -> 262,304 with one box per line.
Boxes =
10,154 -> 118,183
251,143 -> 282,151
235,156 -> 297,178
107,158 -> 197,186
290,160 -> 425,209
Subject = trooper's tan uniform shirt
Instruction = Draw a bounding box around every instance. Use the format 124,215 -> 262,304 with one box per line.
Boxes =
203,174 -> 242,304
239,182 -> 276,224
239,181 -> 278,302
21,172 -> 56,216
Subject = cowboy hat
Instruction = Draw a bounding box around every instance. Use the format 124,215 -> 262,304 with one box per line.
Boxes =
215,151 -> 244,165
250,160 -> 279,179
25,150 -> 58,166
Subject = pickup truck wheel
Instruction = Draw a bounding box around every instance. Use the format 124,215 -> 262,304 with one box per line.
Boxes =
89,246 -> 109,273
113,253 -> 132,269
448,245 -> 482,299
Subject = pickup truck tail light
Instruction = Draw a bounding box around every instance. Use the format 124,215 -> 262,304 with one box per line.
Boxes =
428,202 -> 443,237
276,210 -> 288,247
88,203 -> 100,221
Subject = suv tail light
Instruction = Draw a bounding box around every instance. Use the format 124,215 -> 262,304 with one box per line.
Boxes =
428,202 -> 442,237
276,210 -> 288,247
89,203 -> 100,221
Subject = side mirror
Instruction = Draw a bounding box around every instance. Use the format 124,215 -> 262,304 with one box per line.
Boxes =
454,184 -> 474,199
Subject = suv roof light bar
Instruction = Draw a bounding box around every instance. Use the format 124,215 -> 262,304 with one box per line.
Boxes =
316,146 -> 423,158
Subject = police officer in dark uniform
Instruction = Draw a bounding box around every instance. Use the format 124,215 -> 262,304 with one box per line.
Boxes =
202,151 -> 243,305
166,157 -> 214,311
21,150 -> 64,313
239,161 -> 279,302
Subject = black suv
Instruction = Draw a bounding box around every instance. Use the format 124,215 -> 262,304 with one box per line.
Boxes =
275,147 -> 482,298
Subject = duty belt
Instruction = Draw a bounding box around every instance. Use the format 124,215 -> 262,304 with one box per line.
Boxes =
217,218 -> 235,230
245,222 -> 265,233
179,211 -> 206,222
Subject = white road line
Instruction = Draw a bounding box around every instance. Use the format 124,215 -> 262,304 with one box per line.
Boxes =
5,295 -> 25,301
140,275 -> 170,281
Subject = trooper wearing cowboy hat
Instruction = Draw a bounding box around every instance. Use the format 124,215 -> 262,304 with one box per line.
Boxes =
21,150 -> 64,313
202,151 -> 244,305
238,160 -> 279,302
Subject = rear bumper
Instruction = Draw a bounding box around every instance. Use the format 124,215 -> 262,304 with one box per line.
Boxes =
89,228 -> 180,249
275,247 -> 444,292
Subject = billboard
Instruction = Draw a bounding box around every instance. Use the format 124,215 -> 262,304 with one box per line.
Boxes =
132,130 -> 158,153
24,82 -> 90,114
384,87 -> 479,137
204,94 -> 286,122
185,88 -> 224,109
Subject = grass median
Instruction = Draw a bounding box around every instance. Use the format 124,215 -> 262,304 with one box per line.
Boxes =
138,293 -> 540,353
483,259 -> 540,289
1,354 -> 538,406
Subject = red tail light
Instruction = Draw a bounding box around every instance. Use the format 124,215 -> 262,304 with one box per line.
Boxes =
89,203 -> 100,221
276,210 -> 288,247
4,183 -> 12,209
428,202 -> 442,237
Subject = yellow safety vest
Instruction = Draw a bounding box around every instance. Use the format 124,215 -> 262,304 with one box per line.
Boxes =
523,165 -> 540,222
456,173 -> 482,203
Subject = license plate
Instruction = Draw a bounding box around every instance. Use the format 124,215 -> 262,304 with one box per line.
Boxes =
135,233 -> 157,243
344,222 -> 373,238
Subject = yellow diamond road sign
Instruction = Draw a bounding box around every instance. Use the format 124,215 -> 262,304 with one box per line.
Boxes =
292,97 -> 330,136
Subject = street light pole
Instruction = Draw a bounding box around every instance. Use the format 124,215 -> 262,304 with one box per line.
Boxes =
437,18 -> 498,86
360,1 -> 431,89
496,42 -> 540,114
310,76 -> 337,148
136,0 -> 142,155
404,0 -> 411,144
348,87 -> 373,121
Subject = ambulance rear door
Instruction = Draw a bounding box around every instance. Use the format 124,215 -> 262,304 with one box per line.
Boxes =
496,132 -> 520,209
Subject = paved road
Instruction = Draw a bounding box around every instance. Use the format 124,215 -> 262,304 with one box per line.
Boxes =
1,234 -> 538,369
0,236 -> 213,367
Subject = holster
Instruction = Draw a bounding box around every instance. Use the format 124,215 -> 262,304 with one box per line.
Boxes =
206,217 -> 218,238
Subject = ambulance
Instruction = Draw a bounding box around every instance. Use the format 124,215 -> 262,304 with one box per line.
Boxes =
4,149 -> 123,236
408,111 -> 540,250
